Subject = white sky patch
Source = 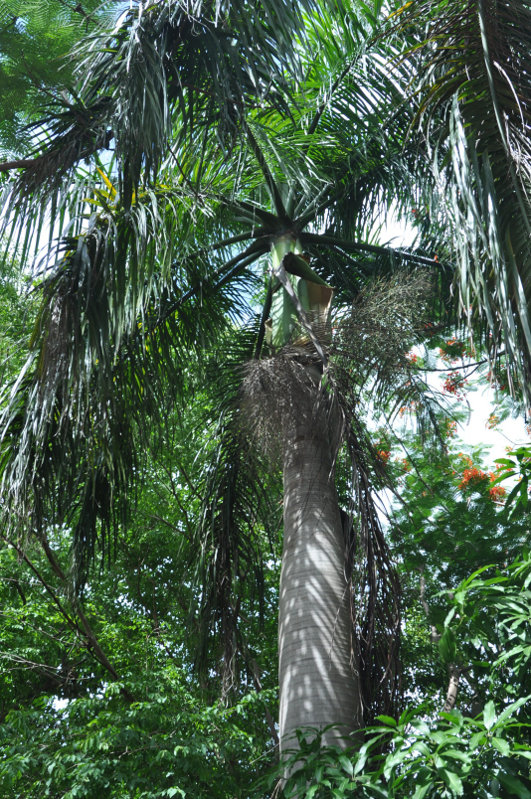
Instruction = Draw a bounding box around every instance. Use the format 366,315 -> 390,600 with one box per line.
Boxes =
456,382 -> 528,458
377,203 -> 417,248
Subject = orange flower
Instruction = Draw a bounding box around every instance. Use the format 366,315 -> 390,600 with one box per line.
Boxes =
443,371 -> 467,398
489,485 -> 506,503
459,466 -> 489,489
486,414 -> 499,430
445,420 -> 457,438
459,465 -> 507,503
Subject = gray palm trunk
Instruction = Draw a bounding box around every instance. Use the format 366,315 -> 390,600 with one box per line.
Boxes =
278,377 -> 362,750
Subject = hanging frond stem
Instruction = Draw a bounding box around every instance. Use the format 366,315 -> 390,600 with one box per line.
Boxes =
303,233 -> 442,268
207,243 -> 269,293
296,192 -> 349,230
209,231 -> 258,252
292,183 -> 332,222
156,241 -> 268,327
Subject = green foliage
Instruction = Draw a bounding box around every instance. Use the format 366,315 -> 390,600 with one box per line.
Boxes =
0,442 -> 279,797
442,555 -> 531,702
277,699 -> 531,799
493,446 -> 531,517
0,249 -> 34,380
0,0 -> 115,156
275,554 -> 531,798
0,678 -> 276,798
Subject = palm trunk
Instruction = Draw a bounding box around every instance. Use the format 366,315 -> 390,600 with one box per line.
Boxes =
278,381 -> 361,751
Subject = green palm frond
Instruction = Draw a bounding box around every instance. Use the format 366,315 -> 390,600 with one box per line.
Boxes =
0,171 -> 264,579
396,0 -> 531,405
1,0 -> 317,255
231,9 -> 438,268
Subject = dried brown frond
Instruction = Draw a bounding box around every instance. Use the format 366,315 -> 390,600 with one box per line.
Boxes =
330,270 -> 433,407
239,346 -> 328,462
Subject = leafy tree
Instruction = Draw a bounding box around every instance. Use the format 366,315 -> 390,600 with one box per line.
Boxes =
0,0 -> 116,158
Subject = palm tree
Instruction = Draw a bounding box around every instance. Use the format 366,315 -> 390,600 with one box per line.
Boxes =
0,0 -> 529,755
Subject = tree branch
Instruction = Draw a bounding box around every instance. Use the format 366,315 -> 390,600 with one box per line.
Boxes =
443,664 -> 460,713
1,534 -> 81,635
0,158 -> 36,174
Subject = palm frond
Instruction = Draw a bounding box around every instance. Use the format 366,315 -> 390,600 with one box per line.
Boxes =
188,326 -> 281,696
0,179 -> 262,580
228,6 -> 442,286
0,0 -> 317,258
396,0 -> 531,406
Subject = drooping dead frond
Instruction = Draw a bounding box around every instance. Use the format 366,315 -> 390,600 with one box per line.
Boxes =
186,327 -> 281,698
330,270 -> 433,410
0,198 -> 250,584
343,428 -> 402,725
240,346 -> 326,462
